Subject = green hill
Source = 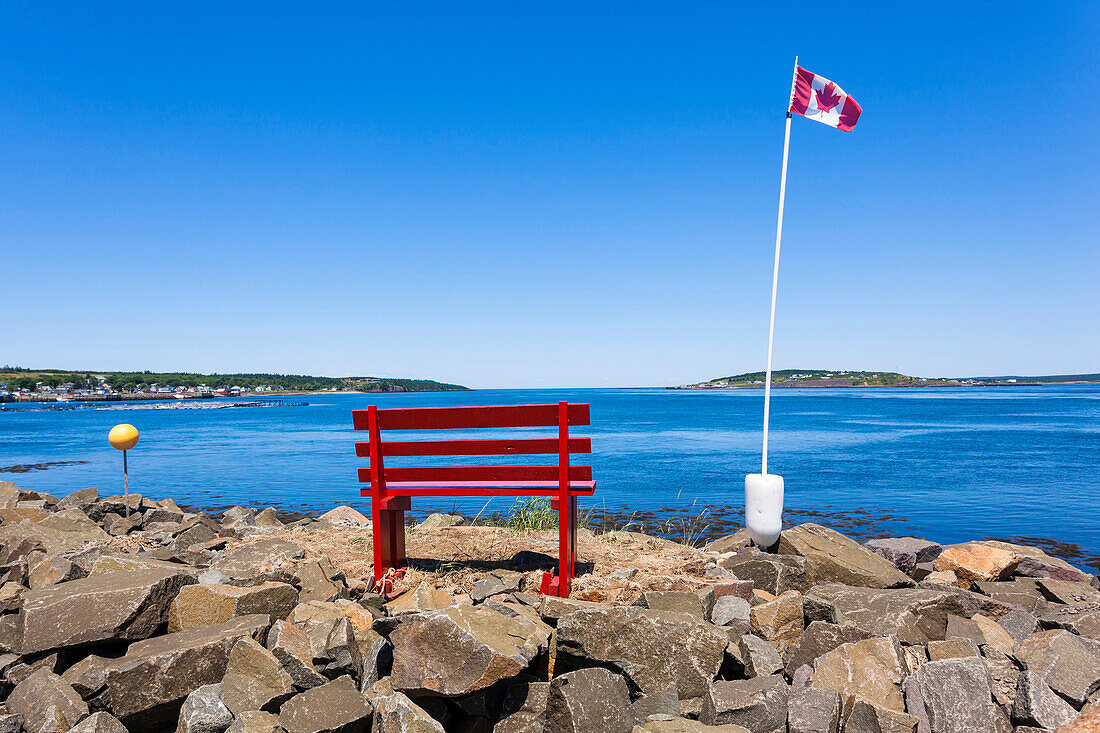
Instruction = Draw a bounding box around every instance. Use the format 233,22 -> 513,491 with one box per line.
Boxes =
0,367 -> 468,394
675,369 -> 1100,389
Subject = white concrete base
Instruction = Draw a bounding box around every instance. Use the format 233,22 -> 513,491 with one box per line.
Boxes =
744,473 -> 784,547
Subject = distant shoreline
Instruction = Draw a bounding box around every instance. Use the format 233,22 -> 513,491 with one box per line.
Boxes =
673,369 -> 1100,390
668,380 -> 1100,390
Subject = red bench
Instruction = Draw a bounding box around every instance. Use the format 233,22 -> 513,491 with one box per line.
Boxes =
352,401 -> 595,597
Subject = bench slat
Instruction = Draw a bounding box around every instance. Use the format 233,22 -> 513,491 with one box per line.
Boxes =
352,403 -> 590,431
361,480 -> 596,498
355,437 -> 591,458
358,465 -> 592,484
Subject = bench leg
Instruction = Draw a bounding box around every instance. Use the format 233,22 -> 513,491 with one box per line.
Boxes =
372,494 -> 386,587
569,495 -> 577,583
374,508 -> 407,586
557,495 -> 577,597
385,508 -> 407,569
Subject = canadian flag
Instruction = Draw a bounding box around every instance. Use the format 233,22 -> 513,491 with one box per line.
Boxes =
789,66 -> 861,132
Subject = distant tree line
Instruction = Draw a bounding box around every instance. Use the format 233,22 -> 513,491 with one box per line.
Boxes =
0,368 -> 468,393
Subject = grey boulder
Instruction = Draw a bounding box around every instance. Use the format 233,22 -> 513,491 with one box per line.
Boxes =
20,566 -> 196,653
105,615 -> 270,730
699,676 -> 788,733
913,657 -> 998,733
279,675 -> 373,733
389,605 -> 549,697
177,683 -> 233,733
494,680 -> 549,733
220,637 -> 295,714
1012,629 -> 1100,705
864,537 -> 944,574
710,596 -> 751,628
719,552 -> 808,595
778,524 -> 914,589
68,712 -> 128,733
786,686 -> 840,733
1011,670 -> 1078,730
804,584 -> 969,644
6,668 -> 89,733
555,605 -> 727,699
545,667 -> 632,733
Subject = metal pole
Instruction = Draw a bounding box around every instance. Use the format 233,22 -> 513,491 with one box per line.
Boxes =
763,57 -> 799,475
123,449 -> 129,518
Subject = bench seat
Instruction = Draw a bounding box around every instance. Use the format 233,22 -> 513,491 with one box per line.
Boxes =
363,480 -> 596,496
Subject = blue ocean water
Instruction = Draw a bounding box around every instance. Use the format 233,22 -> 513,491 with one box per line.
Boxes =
1,386 -> 1098,566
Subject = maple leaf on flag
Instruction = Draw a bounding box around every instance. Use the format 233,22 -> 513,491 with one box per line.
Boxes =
790,66 -> 861,131
814,81 -> 841,115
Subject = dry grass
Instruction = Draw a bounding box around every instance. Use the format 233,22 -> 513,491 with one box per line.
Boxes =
241,522 -> 715,605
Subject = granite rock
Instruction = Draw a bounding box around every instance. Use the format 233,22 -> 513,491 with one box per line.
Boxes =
20,566 -> 196,653
545,667 -> 632,733
7,668 -> 89,733
864,538 -> 944,575
1055,708 -> 1100,733
738,634 -> 783,678
279,676 -> 372,733
749,590 -> 803,653
220,637 -> 295,715
786,686 -> 840,733
68,712 -> 128,733
314,506 -> 369,528
494,680 -> 549,733
104,615 -> 270,730
844,699 -> 919,733
778,524 -> 914,589
634,589 -> 714,621
711,595 -> 751,627
1040,605 -> 1100,640
719,552 -> 808,595
945,613 -> 1015,655
1012,670 -> 1078,730
208,539 -> 305,584
804,584 -> 970,644
266,620 -> 327,690
1037,579 -> 1100,606
784,621 -> 873,677
177,683 -> 233,733
913,657 -> 998,733
699,676 -> 788,733
1012,629 -> 1100,706
168,581 -> 299,632
414,514 -> 463,532
934,544 -> 1021,589
810,636 -> 907,713
226,711 -> 284,733
389,605 -> 548,697
555,605 -> 727,699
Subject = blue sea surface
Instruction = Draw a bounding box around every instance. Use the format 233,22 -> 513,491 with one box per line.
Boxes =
2,386 -> 1098,566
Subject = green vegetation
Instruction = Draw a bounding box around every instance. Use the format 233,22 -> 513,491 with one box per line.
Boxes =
692,369 -> 916,387
678,369 -> 1100,389
0,366 -> 467,393
475,497 -> 559,532
967,373 -> 1100,384
506,497 -> 558,532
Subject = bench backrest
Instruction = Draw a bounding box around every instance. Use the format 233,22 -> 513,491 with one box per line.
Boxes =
352,402 -> 592,491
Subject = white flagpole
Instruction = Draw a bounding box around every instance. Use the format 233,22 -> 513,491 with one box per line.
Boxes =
762,56 -> 800,475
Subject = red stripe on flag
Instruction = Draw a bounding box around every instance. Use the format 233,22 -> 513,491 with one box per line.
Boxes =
838,95 -> 862,132
789,66 -> 814,117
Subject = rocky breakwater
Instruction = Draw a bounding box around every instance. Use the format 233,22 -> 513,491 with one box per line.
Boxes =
0,480 -> 1097,733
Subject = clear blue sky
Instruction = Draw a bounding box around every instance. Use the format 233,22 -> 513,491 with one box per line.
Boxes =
3,3 -> 1098,388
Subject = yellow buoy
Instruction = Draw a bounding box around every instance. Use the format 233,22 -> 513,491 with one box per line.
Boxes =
108,424 -> 139,451
108,424 -> 139,517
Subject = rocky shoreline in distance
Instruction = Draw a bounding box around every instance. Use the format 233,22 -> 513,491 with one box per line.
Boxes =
0,480 -> 1098,733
